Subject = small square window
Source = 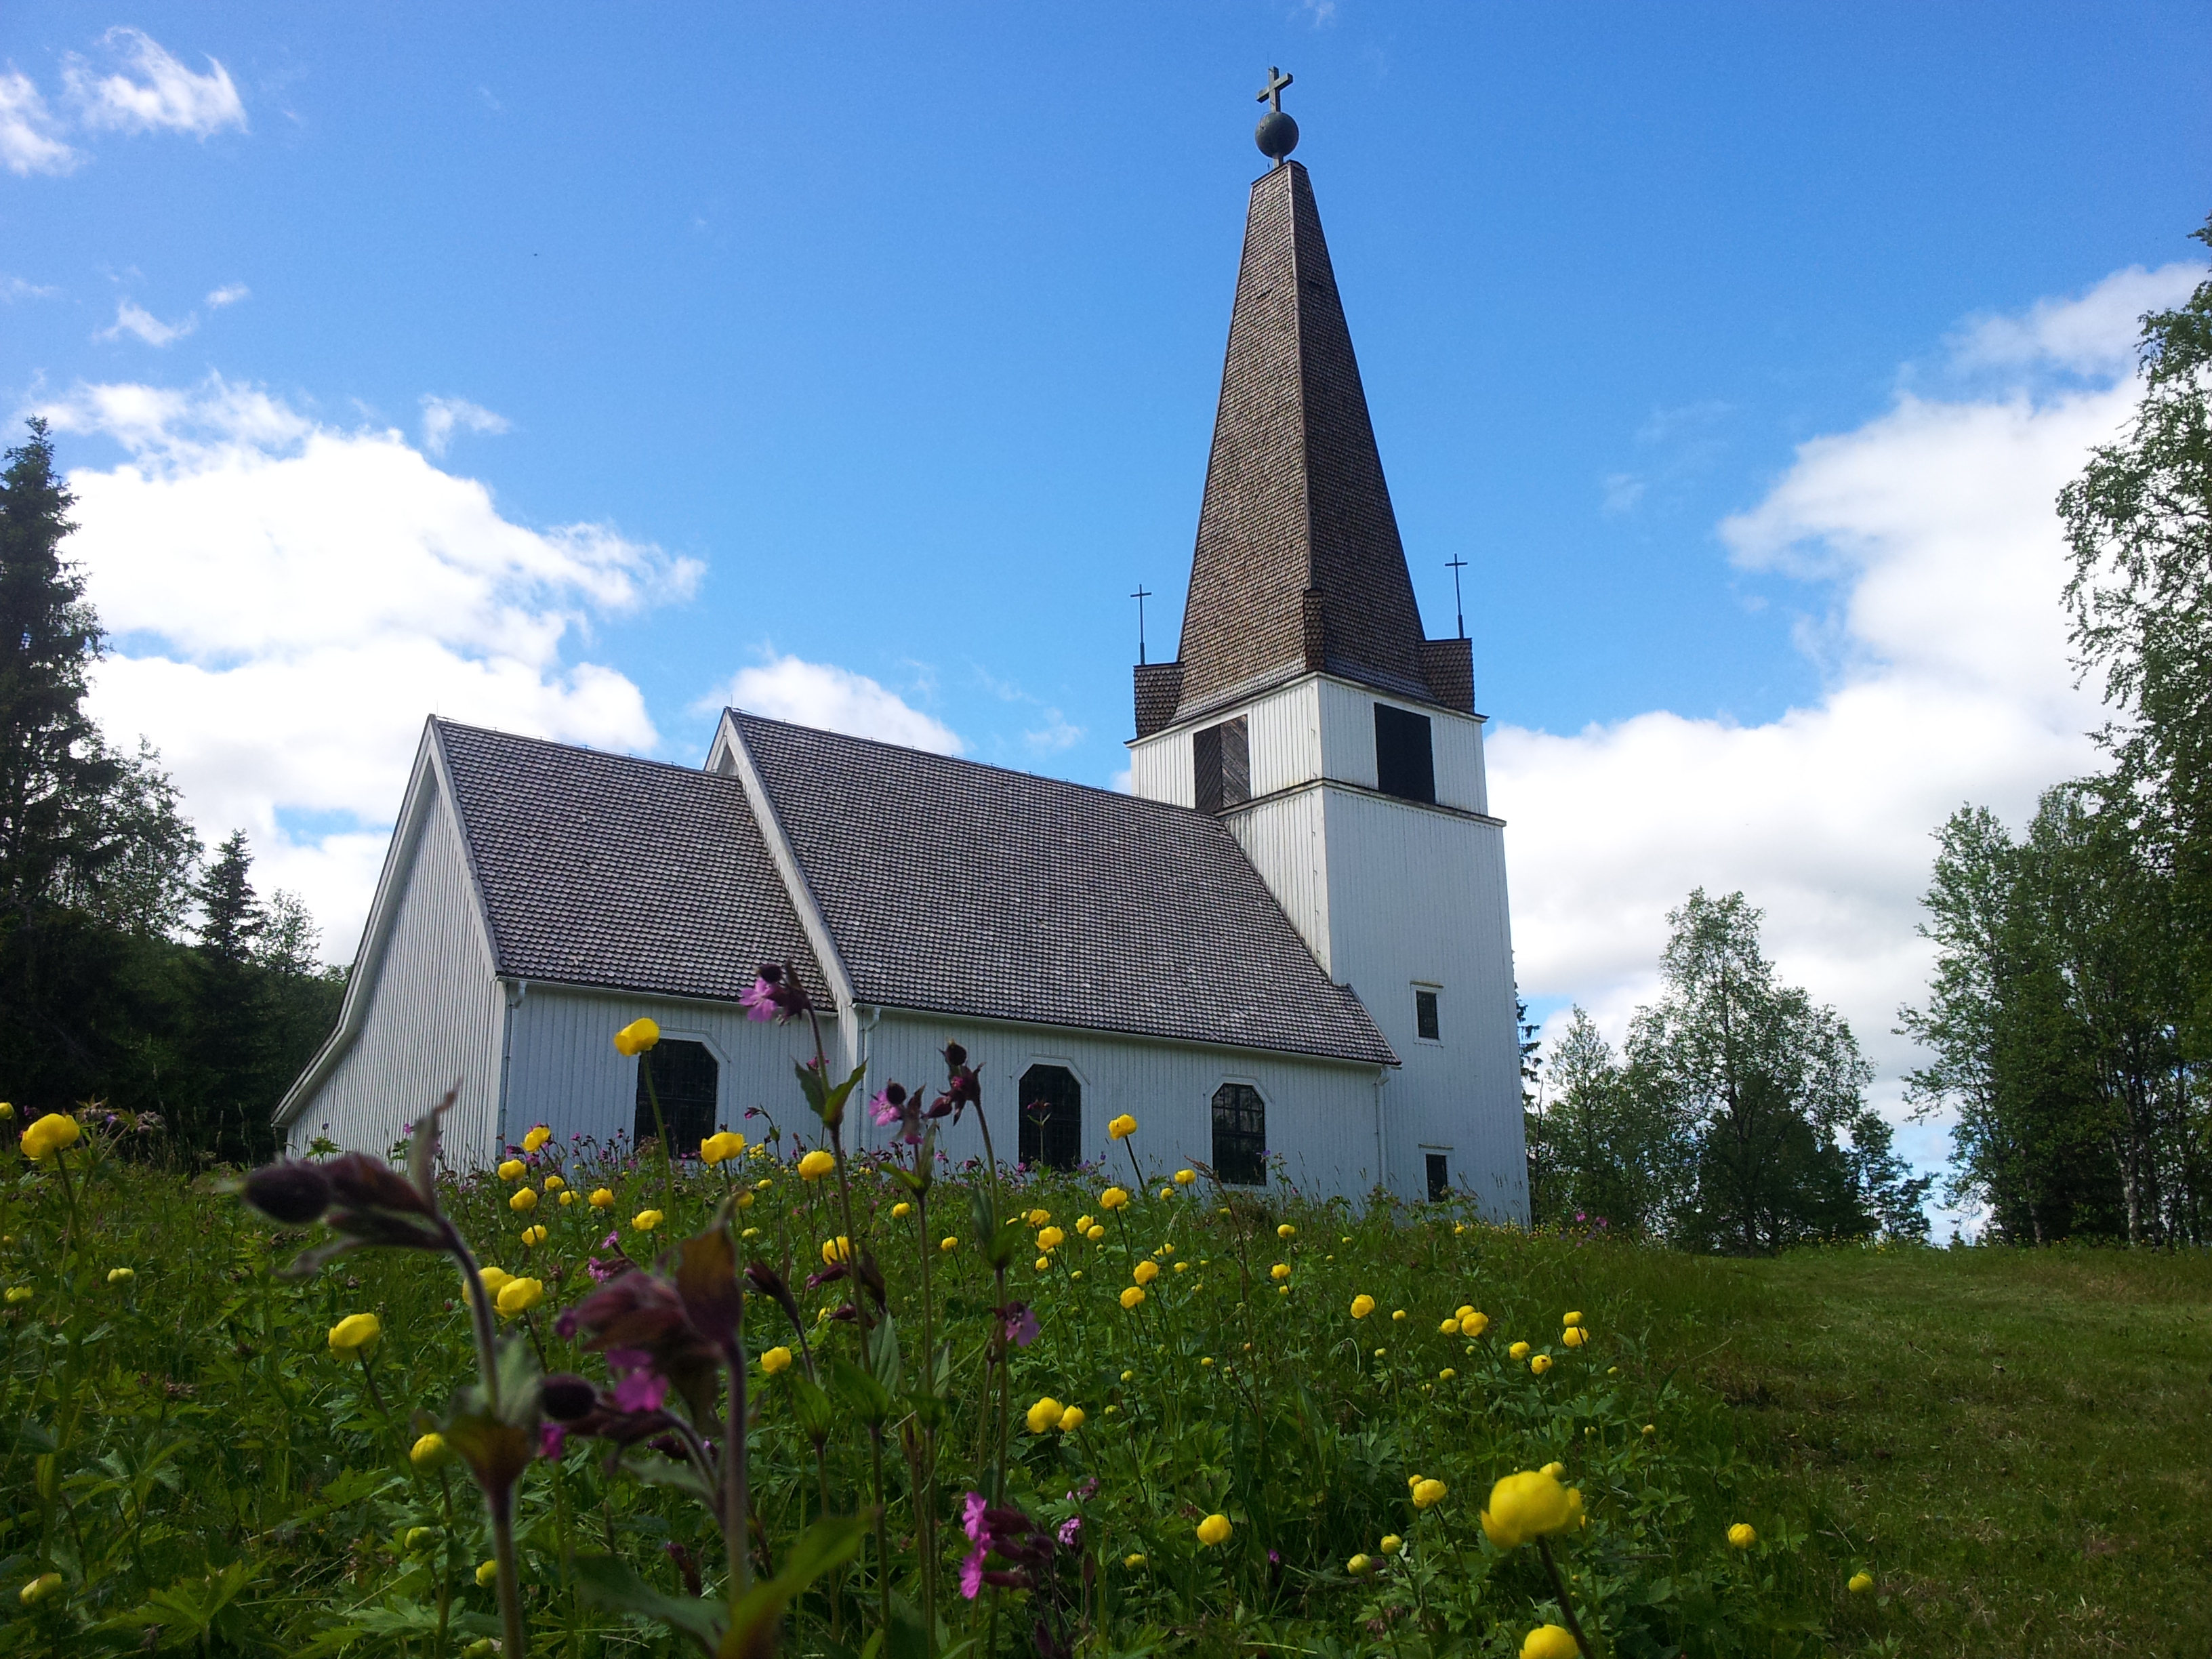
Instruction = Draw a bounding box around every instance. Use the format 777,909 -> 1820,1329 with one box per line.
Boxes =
1414,988 -> 1440,1042
1425,1153 -> 1450,1202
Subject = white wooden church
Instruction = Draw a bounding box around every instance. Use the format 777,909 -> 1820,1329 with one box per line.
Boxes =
278,118 -> 1530,1218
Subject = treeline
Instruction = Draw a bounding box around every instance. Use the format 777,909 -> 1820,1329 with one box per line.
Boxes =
1902,222 -> 2212,1246
1,419 -> 343,1165
1525,889 -> 1930,1252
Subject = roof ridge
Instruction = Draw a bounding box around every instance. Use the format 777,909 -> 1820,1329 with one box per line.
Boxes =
431,716 -> 747,787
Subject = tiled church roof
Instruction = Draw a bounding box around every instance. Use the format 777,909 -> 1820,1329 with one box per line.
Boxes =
1141,160 -> 1473,737
434,720 -> 829,1006
733,712 -> 1397,1067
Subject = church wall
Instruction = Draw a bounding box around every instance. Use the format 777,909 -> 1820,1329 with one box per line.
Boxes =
1222,787 -> 1333,975
1128,726 -> 1192,806
846,1010 -> 1389,1204
1319,787 -> 1528,1222
499,983 -> 825,1156
1313,678 -> 1487,816
293,785 -> 506,1164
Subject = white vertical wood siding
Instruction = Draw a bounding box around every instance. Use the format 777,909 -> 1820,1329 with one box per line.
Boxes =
1321,788 -> 1525,1220
295,789 -> 506,1164
840,1011 -> 1387,1202
1223,788 -> 1332,974
1128,728 -> 1192,806
1314,676 -> 1486,815
500,985 -> 825,1155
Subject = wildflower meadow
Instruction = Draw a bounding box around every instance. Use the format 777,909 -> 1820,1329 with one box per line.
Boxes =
2,989 -> 2206,1657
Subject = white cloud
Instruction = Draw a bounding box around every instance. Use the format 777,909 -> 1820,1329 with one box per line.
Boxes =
1492,265 -> 2185,1139
64,28 -> 246,138
3,275 -> 63,302
1023,715 -> 1085,752
420,394 -> 511,457
41,375 -> 699,960
0,67 -> 79,176
1950,263 -> 2199,378
97,298 -> 197,347
700,655 -> 965,755
205,283 -> 249,308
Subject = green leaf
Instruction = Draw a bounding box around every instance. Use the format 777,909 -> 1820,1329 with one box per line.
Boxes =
827,1353 -> 892,1426
790,1372 -> 837,1442
867,1309 -> 901,1395
624,1448 -> 719,1504
886,1590 -> 930,1659
720,1517 -> 867,1659
986,1216 -> 1027,1271
573,1553 -> 728,1652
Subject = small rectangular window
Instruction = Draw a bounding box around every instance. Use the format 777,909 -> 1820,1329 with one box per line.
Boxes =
1415,988 -> 1441,1042
1193,716 -> 1250,814
1425,1153 -> 1450,1202
1374,704 -> 1435,803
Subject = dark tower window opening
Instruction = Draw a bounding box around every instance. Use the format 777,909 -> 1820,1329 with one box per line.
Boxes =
634,1039 -> 719,1158
1193,716 -> 1251,815
1018,1065 -> 1083,1172
1374,704 -> 1435,803
1425,1153 -> 1450,1202
1415,987 -> 1441,1042
1211,1082 -> 1268,1186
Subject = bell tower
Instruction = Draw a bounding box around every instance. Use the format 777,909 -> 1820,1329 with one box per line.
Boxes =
1126,83 -> 1527,1218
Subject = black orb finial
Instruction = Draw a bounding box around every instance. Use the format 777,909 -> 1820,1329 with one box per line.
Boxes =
1255,66 -> 1298,163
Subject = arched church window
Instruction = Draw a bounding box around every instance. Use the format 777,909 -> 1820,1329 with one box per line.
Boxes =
634,1039 -> 719,1159
1019,1065 -> 1082,1171
1211,1082 -> 1267,1186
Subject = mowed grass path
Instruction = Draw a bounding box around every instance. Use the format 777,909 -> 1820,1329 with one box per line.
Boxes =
1551,1241 -> 2212,1656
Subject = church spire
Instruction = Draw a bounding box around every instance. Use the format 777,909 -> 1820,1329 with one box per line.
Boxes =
1135,110 -> 1471,738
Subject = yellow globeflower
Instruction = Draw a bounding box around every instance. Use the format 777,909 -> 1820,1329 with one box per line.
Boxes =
520,1225 -> 547,1246
941,1235 -> 959,1252
1530,1353 -> 1553,1375
1350,1294 -> 1376,1319
1439,1367 -> 1456,1381
1086,1224 -> 1106,1241
1563,1311 -> 1584,1327
1124,1553 -> 1147,1569
1025,1396 -> 1065,1433
760,1346 -> 794,1376
736,1191 -> 755,1208
1270,1263 -> 1291,1282
798,1149 -> 837,1181
1034,1256 -> 1050,1272
1120,1286 -> 1146,1310
1509,1340 -> 1531,1359
891,1202 -> 912,1219
1026,1208 -> 1052,1226
1391,1309 -> 1406,1322
1100,1186 -> 1130,1211
5,1287 -> 31,1304
701,1131 -> 745,1164
558,1191 -> 577,1207
1158,1185 -> 1174,1200
18,1573 -> 62,1605
1132,1260 -> 1160,1286
1412,1478 -> 1447,1509
588,1187 -> 615,1209
1378,1534 -> 1403,1556
1108,1113 -> 1139,1141
510,1187 -> 538,1212
1346,1552 -> 1375,1576
632,1209 -> 665,1232
1521,1625 -> 1580,1659
613,1017 -> 661,1056
473,1267 -> 514,1304
1479,1469 -> 1585,1551
1460,1310 -> 1490,1337
476,1559 -> 499,1587
821,1235 -> 853,1267
1038,1225 -> 1065,1250
1456,1303 -> 1476,1319
22,1113 -> 82,1162
1058,1406 -> 1086,1431
1075,1214 -> 1093,1232
328,1313 -> 381,1357
543,1174 -> 565,1191
1541,1462 -> 1565,1478
1439,1316 -> 1460,1334
522,1125 -> 552,1153
106,1267 -> 135,1285
497,1159 -> 526,1181
1195,1513 -> 1231,1547
409,1431 -> 451,1471
1727,1523 -> 1757,1550
1561,1326 -> 1589,1348
0,1102 -> 10,1118
755,1177 -> 774,1191
1174,1168 -> 1197,1185
1848,1570 -> 1874,1593
1174,1261 -> 1189,1273
496,1277 -> 544,1318
1642,1424 -> 1657,1437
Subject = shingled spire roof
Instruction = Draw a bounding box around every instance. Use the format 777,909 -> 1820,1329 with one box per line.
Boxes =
1136,159 -> 1472,737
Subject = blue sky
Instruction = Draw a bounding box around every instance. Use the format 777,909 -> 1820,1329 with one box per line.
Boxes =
6,4 -> 2210,1209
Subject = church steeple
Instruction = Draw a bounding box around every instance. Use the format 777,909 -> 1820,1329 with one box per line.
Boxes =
1136,140 -> 1472,739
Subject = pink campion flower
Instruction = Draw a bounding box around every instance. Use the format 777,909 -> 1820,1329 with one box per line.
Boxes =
960,1545 -> 987,1600
540,1424 -> 567,1459
613,1366 -> 668,1414
739,977 -> 781,1022
1002,1303 -> 1040,1348
868,1084 -> 906,1128
963,1491 -> 989,1543
1057,1515 -> 1082,1547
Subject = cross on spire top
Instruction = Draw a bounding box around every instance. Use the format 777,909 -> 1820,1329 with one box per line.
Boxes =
1254,67 -> 1300,163
1257,66 -> 1293,112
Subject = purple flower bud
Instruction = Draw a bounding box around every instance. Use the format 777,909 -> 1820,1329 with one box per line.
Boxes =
541,1373 -> 598,1420
242,1161 -> 333,1225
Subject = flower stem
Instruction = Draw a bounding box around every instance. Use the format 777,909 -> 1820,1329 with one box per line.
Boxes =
1536,1536 -> 1597,1659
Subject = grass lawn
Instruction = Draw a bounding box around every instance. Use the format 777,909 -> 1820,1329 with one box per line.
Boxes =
1573,1240 -> 2212,1656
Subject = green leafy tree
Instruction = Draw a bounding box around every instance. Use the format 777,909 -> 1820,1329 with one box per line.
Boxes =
1527,1007 -> 1682,1235
2060,216 -> 2212,1056
1627,890 -> 1919,1253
